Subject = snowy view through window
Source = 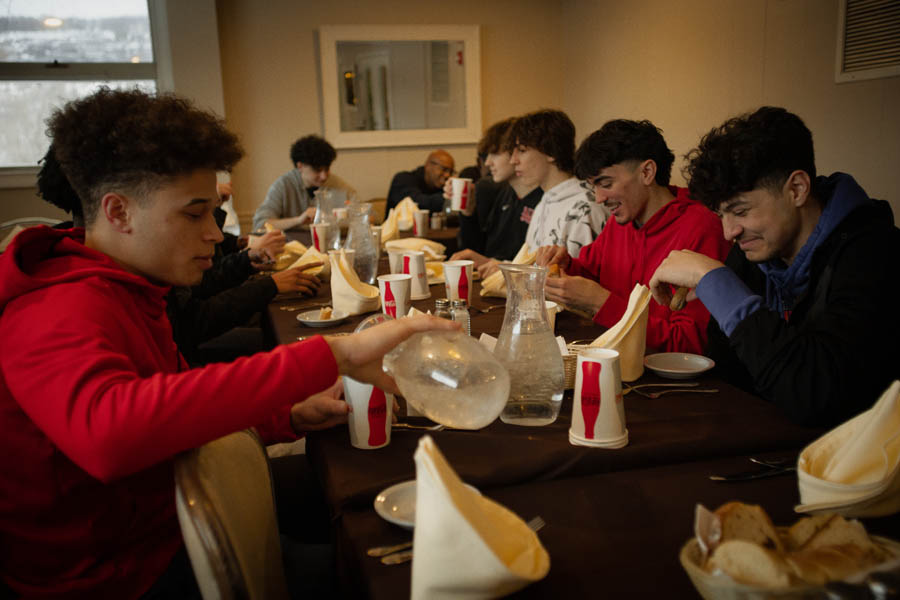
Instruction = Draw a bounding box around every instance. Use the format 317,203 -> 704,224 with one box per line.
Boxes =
0,1 -> 155,167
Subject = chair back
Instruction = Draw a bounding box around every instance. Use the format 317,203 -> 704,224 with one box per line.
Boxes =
0,217 -> 63,252
365,197 -> 387,225
174,429 -> 289,600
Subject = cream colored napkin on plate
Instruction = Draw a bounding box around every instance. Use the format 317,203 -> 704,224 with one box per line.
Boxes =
589,283 -> 650,382
796,380 -> 900,517
384,238 -> 447,261
396,197 -> 418,231
329,249 -> 380,315
479,243 -> 536,299
412,436 -> 550,599
286,246 -> 329,279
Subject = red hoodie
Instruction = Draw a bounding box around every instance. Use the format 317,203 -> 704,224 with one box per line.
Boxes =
566,187 -> 731,354
0,227 -> 338,598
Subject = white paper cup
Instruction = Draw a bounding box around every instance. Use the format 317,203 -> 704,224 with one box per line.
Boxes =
443,260 -> 474,303
371,225 -> 382,254
545,301 -> 559,332
332,207 -> 349,223
344,376 -> 394,449
450,178 -> 475,214
412,209 -> 430,237
312,223 -> 331,252
569,348 -> 628,448
387,249 -> 405,274
378,274 -> 412,319
401,250 -> 431,300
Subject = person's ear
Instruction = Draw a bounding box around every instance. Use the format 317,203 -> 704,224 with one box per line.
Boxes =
639,159 -> 657,185
99,192 -> 133,233
784,170 -> 812,207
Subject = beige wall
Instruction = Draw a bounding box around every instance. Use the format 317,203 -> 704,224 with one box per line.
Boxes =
561,0 -> 900,216
216,0 -> 567,231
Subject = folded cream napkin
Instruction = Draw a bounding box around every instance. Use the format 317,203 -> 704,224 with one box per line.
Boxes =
412,436 -> 550,599
480,243 -> 536,299
384,238 -> 447,261
329,249 -> 380,315
381,208 -> 400,244
271,240 -> 309,271
406,306 -> 431,317
796,380 -> 900,517
396,197 -> 418,231
286,246 -> 329,279
426,261 -> 444,284
589,284 -> 650,382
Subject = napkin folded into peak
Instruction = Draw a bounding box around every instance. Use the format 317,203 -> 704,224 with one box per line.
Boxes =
286,246 -> 330,279
395,197 -> 418,232
412,436 -> 550,599
480,243 -> 536,299
381,208 -> 400,245
797,380 -> 900,517
329,249 -> 380,316
271,240 -> 309,271
384,238 -> 446,261
589,283 -> 650,382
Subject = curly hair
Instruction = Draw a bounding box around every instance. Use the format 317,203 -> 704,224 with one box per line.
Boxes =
477,118 -> 515,157
289,135 -> 336,168
46,87 -> 243,225
574,119 -> 675,186
504,109 -> 576,173
684,106 -> 816,211
37,145 -> 83,225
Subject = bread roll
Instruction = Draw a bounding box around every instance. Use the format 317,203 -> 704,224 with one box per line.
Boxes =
319,306 -> 332,319
714,502 -> 784,553
784,513 -> 835,551
707,540 -> 793,587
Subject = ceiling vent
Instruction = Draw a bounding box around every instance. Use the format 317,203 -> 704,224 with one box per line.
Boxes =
836,0 -> 900,82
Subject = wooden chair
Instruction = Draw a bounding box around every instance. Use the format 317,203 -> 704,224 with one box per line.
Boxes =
365,197 -> 387,225
174,429 -> 290,600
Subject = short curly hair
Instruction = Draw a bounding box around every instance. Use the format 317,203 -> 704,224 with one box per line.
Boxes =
289,135 -> 336,168
504,109 -> 576,173
37,145 -> 84,225
477,118 -> 515,157
684,106 -> 816,211
574,119 -> 675,186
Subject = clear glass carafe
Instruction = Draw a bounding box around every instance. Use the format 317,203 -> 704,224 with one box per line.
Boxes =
342,203 -> 378,284
494,264 -> 564,425
313,189 -> 341,250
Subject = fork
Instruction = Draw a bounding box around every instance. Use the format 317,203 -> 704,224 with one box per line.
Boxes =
630,387 -> 719,399
472,304 -> 505,314
392,423 -> 446,431
380,516 -> 546,565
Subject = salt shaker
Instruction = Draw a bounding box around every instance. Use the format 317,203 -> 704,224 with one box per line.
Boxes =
434,298 -> 452,320
451,299 -> 471,336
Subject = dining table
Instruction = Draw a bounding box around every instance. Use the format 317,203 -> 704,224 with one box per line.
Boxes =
263,257 -> 900,598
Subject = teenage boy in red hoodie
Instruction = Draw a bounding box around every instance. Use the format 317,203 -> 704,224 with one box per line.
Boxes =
536,119 -> 730,354
0,88 -> 455,599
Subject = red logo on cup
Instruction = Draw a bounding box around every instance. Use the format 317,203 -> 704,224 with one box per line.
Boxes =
413,218 -> 419,235
580,362 -> 602,439
384,281 -> 397,318
460,184 -> 468,210
457,267 -> 469,302
367,387 -> 387,446
403,255 -> 411,275
313,228 -> 321,251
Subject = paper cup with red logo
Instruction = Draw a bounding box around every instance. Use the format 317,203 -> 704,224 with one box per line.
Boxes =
412,209 -> 430,236
401,250 -> 431,300
443,260 -> 474,304
378,274 -> 412,319
344,376 -> 394,449
450,178 -> 475,215
545,301 -> 559,332
387,249 -> 405,274
569,348 -> 628,448
312,223 -> 331,252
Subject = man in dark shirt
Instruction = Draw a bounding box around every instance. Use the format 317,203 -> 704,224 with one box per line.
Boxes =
386,149 -> 455,212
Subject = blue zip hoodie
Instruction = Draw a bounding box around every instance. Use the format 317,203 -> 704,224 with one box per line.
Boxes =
696,173 -> 871,336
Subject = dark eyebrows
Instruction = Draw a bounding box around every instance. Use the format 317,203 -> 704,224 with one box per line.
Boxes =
719,198 -> 746,214
184,198 -> 213,208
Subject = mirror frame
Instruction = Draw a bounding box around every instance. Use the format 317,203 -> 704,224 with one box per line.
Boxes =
319,25 -> 482,149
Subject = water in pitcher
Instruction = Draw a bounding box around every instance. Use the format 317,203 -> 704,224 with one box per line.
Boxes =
495,321 -> 564,426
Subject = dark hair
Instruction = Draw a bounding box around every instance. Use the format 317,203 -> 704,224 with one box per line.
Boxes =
574,119 -> 675,186
684,106 -> 816,211
37,145 -> 84,225
46,87 -> 243,225
477,118 -> 515,157
289,135 -> 336,168
505,109 -> 576,173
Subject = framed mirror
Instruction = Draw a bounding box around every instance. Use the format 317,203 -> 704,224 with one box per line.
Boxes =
319,25 -> 481,149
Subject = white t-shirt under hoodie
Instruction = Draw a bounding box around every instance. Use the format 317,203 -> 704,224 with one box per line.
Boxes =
525,177 -> 608,258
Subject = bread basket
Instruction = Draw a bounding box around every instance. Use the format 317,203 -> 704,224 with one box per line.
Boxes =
563,342 -> 594,390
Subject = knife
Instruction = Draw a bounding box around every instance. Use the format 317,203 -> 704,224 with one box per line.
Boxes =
709,466 -> 797,482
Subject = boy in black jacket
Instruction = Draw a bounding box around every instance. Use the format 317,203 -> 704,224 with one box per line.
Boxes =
649,106 -> 900,427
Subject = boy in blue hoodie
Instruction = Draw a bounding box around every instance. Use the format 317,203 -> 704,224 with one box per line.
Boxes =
649,106 -> 900,427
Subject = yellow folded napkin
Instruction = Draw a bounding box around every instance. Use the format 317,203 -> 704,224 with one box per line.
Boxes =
589,283 -> 650,382
329,249 -> 380,316
412,436 -> 550,599
796,380 -> 900,517
396,197 -> 418,231
286,246 -> 329,280
384,238 -> 447,261
426,261 -> 444,285
381,208 -> 400,245
480,243 -> 536,299
271,240 -> 309,271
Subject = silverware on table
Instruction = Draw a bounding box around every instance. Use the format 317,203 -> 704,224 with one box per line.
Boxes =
709,458 -> 797,482
367,540 -> 412,558
630,387 -> 719,399
392,423 -> 446,432
472,304 -> 505,314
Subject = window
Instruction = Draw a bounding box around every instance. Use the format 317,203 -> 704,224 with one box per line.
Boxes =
0,0 -> 157,169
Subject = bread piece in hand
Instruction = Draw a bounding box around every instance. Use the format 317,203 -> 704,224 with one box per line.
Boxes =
707,539 -> 793,587
714,502 -> 784,553
547,264 -> 560,278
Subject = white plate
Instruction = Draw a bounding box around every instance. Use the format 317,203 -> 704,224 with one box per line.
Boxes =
643,353 -> 715,379
374,480 -> 479,529
296,308 -> 348,327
